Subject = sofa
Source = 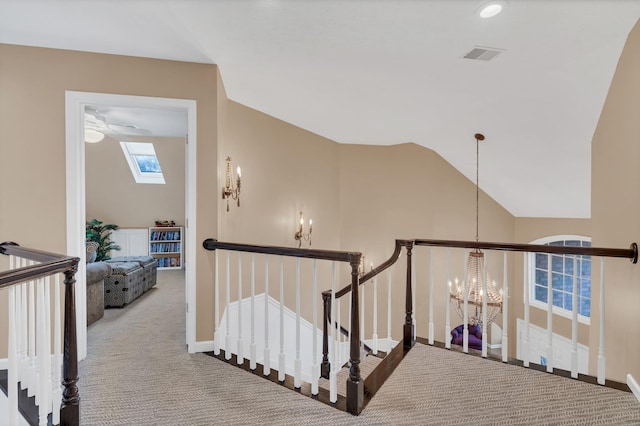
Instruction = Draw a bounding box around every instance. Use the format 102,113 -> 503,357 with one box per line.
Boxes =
451,324 -> 483,350
86,261 -> 112,325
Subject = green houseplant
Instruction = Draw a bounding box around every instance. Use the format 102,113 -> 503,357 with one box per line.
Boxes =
86,219 -> 121,261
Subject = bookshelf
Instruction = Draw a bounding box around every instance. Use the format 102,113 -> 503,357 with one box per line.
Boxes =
149,226 -> 183,270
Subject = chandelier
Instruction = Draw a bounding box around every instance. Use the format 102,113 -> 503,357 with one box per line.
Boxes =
450,133 -> 503,326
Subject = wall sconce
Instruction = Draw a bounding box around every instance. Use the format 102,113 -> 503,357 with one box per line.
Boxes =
221,156 -> 241,212
358,256 -> 373,278
294,211 -> 312,248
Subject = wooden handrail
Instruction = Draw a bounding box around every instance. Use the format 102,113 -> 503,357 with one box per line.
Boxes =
413,239 -> 638,263
203,238 -> 361,263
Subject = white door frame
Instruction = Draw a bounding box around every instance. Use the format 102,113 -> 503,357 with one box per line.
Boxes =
65,91 -> 198,359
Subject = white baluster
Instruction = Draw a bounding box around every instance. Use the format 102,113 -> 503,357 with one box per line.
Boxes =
264,255 -> 271,376
337,298 -> 342,362
372,272 -> 378,355
463,250 -> 469,354
294,258 -> 301,388
445,249 -> 451,350
225,252 -> 231,360
52,274 -> 62,425
502,252 -> 509,363
428,248 -> 434,345
38,278 -> 49,425
250,254 -> 256,370
213,250 -> 220,355
482,256 -> 488,358
237,254 -> 244,365
387,267 -> 392,351
28,267 -> 36,397
412,251 -> 416,340
598,258 -> 606,385
44,276 -> 53,421
546,253 -> 553,373
8,284 -> 18,426
571,256 -> 578,378
20,273 -> 28,388
523,253 -> 530,367
329,262 -> 337,403
278,257 -> 285,382
311,259 -> 319,395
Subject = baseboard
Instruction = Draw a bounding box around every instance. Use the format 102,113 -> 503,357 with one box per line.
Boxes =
488,343 -> 502,349
190,340 -> 214,353
627,374 -> 640,403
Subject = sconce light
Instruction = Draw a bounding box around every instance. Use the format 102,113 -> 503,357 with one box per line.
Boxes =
358,256 -> 373,278
294,211 -> 312,248
221,156 -> 241,212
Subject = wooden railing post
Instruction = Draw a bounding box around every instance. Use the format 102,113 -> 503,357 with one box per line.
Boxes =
321,292 -> 331,379
346,255 -> 363,415
404,241 -> 415,348
60,267 -> 80,426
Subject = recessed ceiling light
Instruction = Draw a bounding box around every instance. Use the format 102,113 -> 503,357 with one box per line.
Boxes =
479,1 -> 506,18
480,4 -> 502,18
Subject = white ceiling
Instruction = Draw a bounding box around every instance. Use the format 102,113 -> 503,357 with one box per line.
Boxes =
2,1 -> 639,218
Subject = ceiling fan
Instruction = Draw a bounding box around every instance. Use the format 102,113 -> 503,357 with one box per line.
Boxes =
84,107 -> 152,143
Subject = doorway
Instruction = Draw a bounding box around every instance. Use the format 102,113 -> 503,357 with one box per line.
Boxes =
65,92 -> 197,360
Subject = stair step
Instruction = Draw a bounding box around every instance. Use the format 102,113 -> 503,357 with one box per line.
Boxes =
318,354 -> 382,397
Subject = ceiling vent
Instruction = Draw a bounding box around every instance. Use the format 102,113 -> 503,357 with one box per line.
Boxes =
463,46 -> 504,61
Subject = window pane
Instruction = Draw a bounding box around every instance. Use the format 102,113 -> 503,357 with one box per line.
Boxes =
552,272 -> 563,290
535,269 -> 548,286
135,155 -> 162,173
563,295 -> 573,312
582,241 -> 592,247
580,278 -> 591,298
581,259 -> 591,276
552,255 -> 563,272
563,275 -> 574,292
564,256 -> 575,274
580,298 -> 591,317
535,254 -> 548,269
535,285 -> 548,303
553,290 -> 563,308
566,240 -> 580,247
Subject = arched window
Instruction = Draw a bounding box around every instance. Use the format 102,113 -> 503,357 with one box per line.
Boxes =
527,236 -> 591,324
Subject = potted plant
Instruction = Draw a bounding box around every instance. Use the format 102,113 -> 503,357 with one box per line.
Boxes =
86,219 -> 121,261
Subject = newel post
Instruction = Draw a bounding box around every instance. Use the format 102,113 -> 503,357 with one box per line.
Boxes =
346,254 -> 363,415
321,292 -> 331,379
404,242 -> 415,349
61,266 -> 80,426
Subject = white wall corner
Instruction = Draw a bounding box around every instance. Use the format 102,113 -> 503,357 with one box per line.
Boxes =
627,374 -> 640,403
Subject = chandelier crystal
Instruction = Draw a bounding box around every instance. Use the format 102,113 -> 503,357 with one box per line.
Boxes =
450,133 -> 503,327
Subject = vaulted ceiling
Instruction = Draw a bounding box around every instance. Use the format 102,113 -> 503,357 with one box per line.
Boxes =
2,1 -> 639,218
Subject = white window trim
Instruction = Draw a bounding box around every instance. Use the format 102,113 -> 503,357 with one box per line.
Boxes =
526,235 -> 591,326
120,141 -> 165,184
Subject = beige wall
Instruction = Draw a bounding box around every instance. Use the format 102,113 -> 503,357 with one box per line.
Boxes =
0,44 -> 218,350
338,143 -> 515,343
591,19 -> 640,382
215,92 -> 342,328
86,135 -> 185,228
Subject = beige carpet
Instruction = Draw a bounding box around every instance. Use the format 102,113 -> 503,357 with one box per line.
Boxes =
80,271 -> 640,425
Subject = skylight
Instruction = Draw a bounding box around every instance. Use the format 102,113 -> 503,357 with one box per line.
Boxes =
120,141 -> 165,184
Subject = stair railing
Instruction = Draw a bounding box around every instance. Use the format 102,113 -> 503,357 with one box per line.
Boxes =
202,239 -> 365,414
411,238 -> 637,382
0,241 -> 80,426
